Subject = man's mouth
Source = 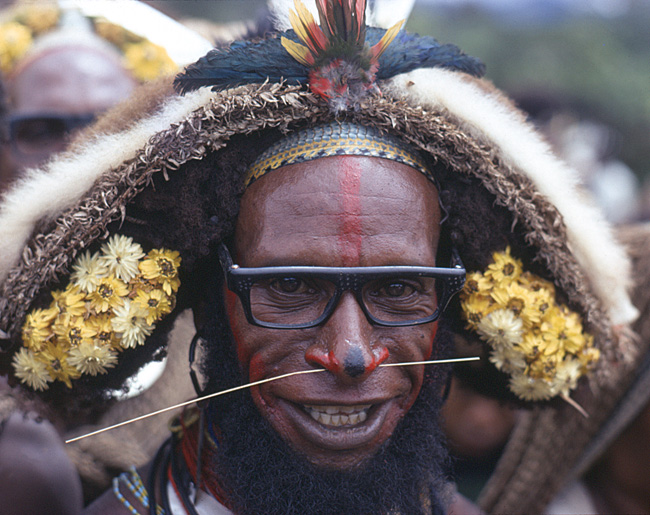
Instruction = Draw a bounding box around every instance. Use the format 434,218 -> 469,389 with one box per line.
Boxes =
303,404 -> 371,427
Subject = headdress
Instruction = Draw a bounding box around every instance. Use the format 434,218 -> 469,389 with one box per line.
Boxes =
246,121 -> 431,186
0,0 -> 639,509
0,0 -> 212,80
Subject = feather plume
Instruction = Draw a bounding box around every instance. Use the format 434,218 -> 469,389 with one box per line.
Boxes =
174,0 -> 485,107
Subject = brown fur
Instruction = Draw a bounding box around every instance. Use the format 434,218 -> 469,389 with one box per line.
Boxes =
68,76 -> 176,150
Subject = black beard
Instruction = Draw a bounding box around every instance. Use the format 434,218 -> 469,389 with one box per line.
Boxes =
197,283 -> 453,515
206,372 -> 451,515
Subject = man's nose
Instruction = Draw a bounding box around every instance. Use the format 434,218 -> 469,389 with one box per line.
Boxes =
304,292 -> 388,381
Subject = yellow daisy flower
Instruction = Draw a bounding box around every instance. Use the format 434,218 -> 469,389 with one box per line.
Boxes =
463,271 -> 493,294
70,251 -> 108,293
460,293 -> 493,329
89,275 -> 128,313
12,348 -> 52,391
476,308 -> 524,348
99,235 -> 145,282
123,41 -> 176,82
522,272 -> 556,298
19,5 -> 59,34
490,281 -> 543,328
22,308 -> 56,351
540,306 -> 587,356
87,314 -> 119,348
0,22 -> 32,73
133,288 -> 172,325
93,19 -> 136,47
112,300 -> 153,349
40,342 -> 80,388
53,316 -> 94,348
527,354 -> 561,381
518,332 -> 545,361
128,275 -> 157,295
52,285 -> 88,318
484,247 -> 522,284
139,249 -> 181,296
68,342 -> 118,376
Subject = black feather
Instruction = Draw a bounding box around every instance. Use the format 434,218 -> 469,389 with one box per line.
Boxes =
371,28 -> 486,79
174,32 -> 308,95
174,28 -> 485,95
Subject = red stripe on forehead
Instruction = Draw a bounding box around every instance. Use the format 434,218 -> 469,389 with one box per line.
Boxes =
337,157 -> 363,267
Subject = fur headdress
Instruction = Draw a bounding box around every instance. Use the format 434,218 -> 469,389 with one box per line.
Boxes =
0,0 -> 640,508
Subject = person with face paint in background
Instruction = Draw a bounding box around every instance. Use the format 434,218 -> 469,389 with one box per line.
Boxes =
0,4 -> 140,191
0,1 -> 639,513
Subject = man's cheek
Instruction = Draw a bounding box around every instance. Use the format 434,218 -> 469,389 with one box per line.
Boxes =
425,320 -> 439,360
224,289 -> 252,370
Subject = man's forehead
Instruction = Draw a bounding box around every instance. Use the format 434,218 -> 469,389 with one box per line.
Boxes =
240,155 -> 438,219
234,155 -> 441,266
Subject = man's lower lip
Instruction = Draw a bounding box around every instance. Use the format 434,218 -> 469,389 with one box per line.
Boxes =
280,398 -> 393,451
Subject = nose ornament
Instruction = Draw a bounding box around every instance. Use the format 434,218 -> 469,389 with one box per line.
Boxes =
306,346 -> 389,378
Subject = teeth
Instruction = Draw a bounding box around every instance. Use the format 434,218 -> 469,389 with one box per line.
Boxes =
304,404 -> 371,427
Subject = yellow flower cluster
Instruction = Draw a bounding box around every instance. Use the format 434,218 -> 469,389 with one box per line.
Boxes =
95,20 -> 176,82
123,41 -> 177,82
460,247 -> 599,402
0,5 -> 175,79
0,21 -> 32,73
13,235 -> 181,391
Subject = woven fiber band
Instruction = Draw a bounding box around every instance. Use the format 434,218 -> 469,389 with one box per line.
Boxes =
245,122 -> 432,186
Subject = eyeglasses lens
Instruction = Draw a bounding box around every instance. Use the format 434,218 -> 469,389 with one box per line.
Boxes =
249,275 -> 438,326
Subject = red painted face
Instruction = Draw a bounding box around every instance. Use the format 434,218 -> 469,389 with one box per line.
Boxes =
226,155 -> 442,470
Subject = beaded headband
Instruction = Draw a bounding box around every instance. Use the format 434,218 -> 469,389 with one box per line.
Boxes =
245,122 -> 433,187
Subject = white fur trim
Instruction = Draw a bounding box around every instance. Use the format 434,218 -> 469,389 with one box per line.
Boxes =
385,68 -> 638,325
0,87 -> 215,284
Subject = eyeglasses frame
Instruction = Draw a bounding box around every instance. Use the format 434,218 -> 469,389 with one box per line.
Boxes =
218,243 -> 466,330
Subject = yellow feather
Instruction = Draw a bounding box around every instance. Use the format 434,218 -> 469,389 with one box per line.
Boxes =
281,37 -> 314,66
295,0 -> 317,31
371,19 -> 404,59
288,9 -> 309,44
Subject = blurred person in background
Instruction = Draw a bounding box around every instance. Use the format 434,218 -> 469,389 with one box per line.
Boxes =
0,0 -> 182,192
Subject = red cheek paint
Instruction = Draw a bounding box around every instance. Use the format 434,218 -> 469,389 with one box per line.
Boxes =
337,157 -> 363,267
425,321 -> 439,360
248,354 -> 268,383
224,289 -> 249,369
225,288 -> 268,383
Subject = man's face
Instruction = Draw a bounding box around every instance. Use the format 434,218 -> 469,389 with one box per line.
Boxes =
226,155 -> 442,470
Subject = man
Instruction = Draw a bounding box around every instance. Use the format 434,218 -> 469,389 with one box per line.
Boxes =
0,1 -> 637,513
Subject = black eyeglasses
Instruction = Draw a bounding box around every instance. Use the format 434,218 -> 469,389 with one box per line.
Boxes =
8,113 -> 95,156
218,243 -> 466,330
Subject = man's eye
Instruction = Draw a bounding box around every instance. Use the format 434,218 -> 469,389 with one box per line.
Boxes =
271,277 -> 306,294
381,281 -> 414,297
